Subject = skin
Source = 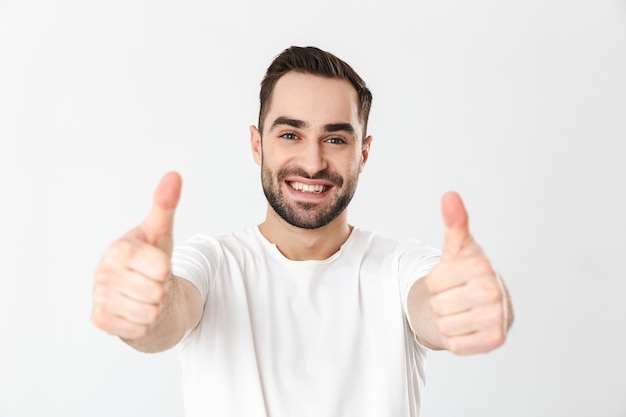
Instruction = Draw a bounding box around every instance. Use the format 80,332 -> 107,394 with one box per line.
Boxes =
91,172 -> 202,352
92,71 -> 513,355
409,192 -> 514,353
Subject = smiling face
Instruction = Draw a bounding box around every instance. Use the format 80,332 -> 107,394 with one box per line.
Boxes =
251,71 -> 372,230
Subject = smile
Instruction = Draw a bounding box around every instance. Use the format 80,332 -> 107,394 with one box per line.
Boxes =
288,181 -> 329,194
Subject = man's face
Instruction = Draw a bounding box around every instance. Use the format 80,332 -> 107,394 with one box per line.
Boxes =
251,71 -> 372,230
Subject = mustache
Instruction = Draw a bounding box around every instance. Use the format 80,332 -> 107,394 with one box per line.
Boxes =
276,167 -> 344,187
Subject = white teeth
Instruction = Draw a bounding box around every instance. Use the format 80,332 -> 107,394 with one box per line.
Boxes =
289,182 -> 327,193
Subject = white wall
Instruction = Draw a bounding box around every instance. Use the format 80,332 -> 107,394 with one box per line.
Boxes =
1,1 -> 625,416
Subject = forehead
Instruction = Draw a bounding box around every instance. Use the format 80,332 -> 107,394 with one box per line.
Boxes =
266,72 -> 361,129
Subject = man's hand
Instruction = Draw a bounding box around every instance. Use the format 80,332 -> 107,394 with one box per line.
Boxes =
92,172 -> 183,341
424,192 -> 511,355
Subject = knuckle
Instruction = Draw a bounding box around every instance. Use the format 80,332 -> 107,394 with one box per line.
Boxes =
483,281 -> 502,302
153,285 -> 166,303
145,304 -> 161,323
493,301 -> 506,319
91,292 -> 106,308
436,317 -> 449,335
144,285 -> 165,304
483,330 -> 505,350
424,264 -> 444,293
91,310 -> 110,330
471,281 -> 501,305
429,297 -> 442,315
471,306 -> 500,329
94,269 -> 112,286
484,285 -> 501,304
447,339 -> 463,355
423,274 -> 437,293
471,257 -> 492,275
131,325 -> 150,339
92,287 -> 113,307
153,262 -> 171,282
108,239 -> 136,261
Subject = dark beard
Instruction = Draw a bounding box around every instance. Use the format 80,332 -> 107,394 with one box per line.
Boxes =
261,164 -> 358,230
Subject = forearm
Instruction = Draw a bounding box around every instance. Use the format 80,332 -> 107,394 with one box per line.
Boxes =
407,277 -> 447,350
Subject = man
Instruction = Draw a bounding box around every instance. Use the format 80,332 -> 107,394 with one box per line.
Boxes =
92,46 -> 513,416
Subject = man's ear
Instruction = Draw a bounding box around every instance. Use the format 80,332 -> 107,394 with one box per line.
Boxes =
250,125 -> 262,165
359,135 -> 373,173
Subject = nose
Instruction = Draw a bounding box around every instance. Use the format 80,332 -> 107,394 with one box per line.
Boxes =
298,140 -> 327,176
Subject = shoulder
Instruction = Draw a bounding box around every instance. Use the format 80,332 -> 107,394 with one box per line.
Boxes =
175,226 -> 266,260
347,228 -> 440,273
171,227 -> 263,290
350,227 -> 438,257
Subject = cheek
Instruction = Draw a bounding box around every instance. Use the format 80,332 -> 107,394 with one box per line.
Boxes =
261,144 -> 292,165
341,152 -> 365,172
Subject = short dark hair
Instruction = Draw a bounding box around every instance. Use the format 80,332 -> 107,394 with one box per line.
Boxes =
258,46 -> 373,139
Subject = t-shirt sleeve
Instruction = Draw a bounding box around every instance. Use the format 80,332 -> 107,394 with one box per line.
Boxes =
171,234 -> 222,303
397,240 -> 441,345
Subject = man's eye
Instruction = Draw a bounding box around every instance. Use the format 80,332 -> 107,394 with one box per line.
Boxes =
326,137 -> 346,145
280,133 -> 297,140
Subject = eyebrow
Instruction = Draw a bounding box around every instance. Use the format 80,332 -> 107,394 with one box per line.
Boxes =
270,116 -> 356,138
323,123 -> 356,137
270,117 -> 308,130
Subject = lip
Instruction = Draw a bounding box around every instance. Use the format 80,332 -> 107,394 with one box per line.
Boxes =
284,176 -> 335,187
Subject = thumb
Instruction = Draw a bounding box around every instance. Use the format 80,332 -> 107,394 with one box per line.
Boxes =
140,171 -> 182,254
441,191 -> 473,260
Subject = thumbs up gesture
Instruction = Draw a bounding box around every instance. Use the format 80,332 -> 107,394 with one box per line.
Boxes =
424,192 -> 511,355
92,172 -> 182,341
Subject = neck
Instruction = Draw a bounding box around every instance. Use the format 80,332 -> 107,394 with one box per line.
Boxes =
258,206 -> 352,261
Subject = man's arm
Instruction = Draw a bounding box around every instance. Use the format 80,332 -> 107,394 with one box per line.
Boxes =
91,172 -> 203,353
408,192 -> 514,354
407,278 -> 446,350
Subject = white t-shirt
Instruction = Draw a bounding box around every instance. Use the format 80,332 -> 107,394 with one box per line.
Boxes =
172,226 -> 440,417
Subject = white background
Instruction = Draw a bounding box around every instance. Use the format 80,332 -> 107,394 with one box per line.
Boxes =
1,0 -> 625,416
